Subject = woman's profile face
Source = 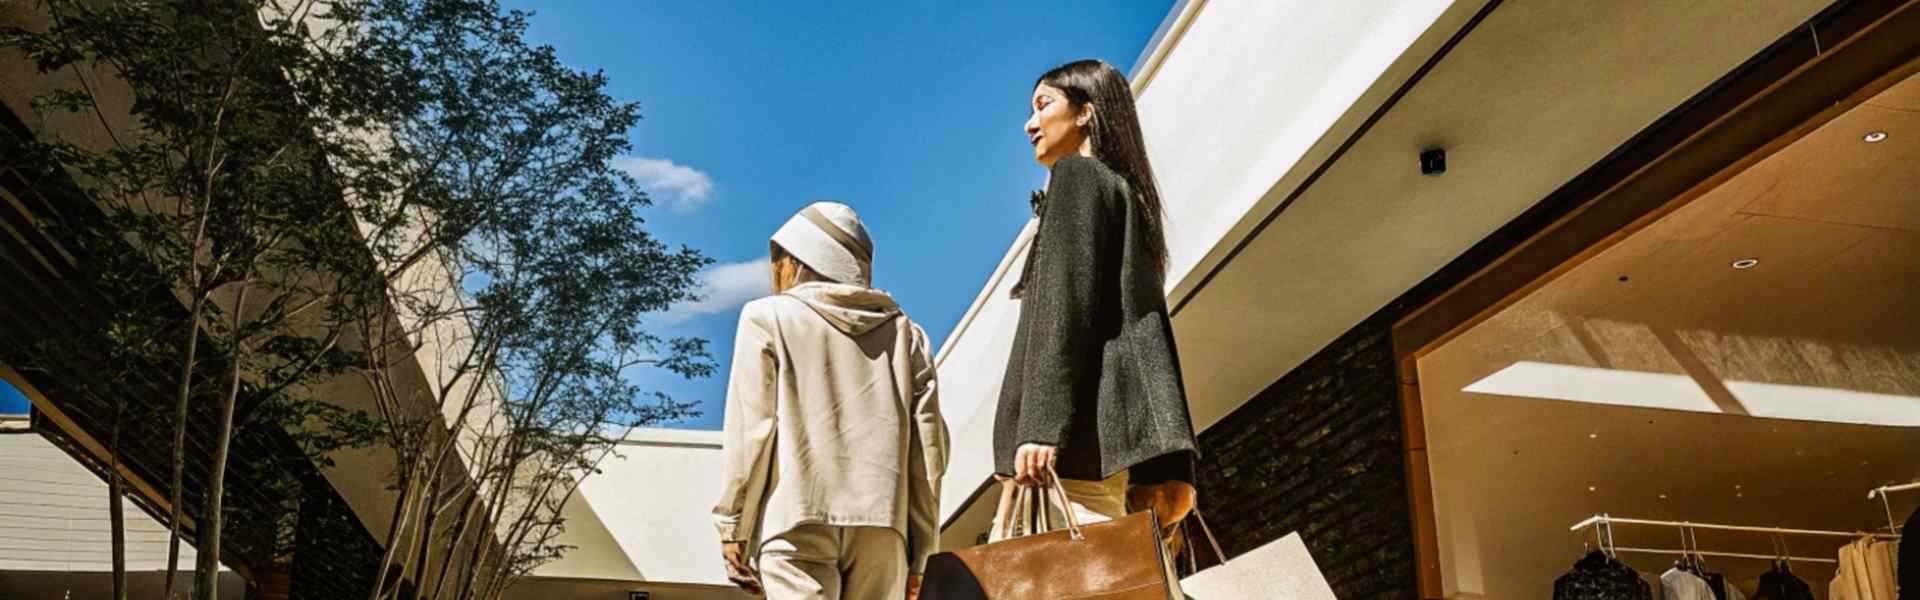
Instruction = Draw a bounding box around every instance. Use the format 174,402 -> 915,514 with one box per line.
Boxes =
1025,83 -> 1088,167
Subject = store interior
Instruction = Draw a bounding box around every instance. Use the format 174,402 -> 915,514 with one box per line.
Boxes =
1418,72 -> 1920,599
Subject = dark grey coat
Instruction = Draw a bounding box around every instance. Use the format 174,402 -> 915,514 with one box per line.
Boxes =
993,155 -> 1198,485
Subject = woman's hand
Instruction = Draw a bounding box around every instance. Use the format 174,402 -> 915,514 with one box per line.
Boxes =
1014,443 -> 1057,486
721,541 -> 763,596
907,574 -> 923,599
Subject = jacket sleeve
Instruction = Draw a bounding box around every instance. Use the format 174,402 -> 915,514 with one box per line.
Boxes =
712,303 -> 778,543
1015,156 -> 1119,449
905,323 -> 949,574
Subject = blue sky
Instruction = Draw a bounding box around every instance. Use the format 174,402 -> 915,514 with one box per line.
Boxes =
498,1 -> 1175,429
0,380 -> 24,415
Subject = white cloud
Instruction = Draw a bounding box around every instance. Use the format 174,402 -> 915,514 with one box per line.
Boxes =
658,257 -> 771,326
614,156 -> 716,214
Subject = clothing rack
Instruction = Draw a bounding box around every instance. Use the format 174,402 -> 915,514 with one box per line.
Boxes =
1570,515 -> 1901,540
1610,545 -> 1837,565
1866,481 -> 1920,499
1868,481 -> 1918,534
1570,514 -> 1898,565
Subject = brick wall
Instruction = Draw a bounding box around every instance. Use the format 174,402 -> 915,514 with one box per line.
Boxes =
1193,310 -> 1415,600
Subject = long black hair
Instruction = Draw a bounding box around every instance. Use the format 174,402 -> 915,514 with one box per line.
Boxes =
1036,59 -> 1168,278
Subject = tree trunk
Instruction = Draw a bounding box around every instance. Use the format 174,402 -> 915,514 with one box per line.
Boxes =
165,295 -> 205,599
408,473 -> 442,600
197,285 -> 248,600
111,407 -> 128,600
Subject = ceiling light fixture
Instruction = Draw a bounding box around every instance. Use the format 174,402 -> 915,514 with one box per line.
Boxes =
1864,131 -> 1888,143
1732,258 -> 1760,270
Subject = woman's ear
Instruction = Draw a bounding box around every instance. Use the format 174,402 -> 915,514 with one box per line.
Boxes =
1076,102 -> 1096,129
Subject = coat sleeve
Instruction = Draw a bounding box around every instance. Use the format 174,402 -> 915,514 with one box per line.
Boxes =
904,323 -> 949,574
712,302 -> 778,543
1015,156 -> 1119,450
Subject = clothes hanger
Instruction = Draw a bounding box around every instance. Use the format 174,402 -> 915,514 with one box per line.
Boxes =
1600,514 -> 1620,560
1690,526 -> 1720,575
1766,532 -> 1784,573
1674,525 -> 1693,572
1777,530 -> 1795,574
1879,489 -> 1901,535
1682,524 -> 1701,573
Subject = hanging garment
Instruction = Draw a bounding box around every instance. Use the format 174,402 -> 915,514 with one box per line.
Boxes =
1700,570 -> 1731,600
1867,538 -> 1900,599
1663,567 -> 1717,600
1726,581 -> 1748,600
1903,504 -> 1917,599
1555,551 -> 1654,600
1835,536 -> 1902,600
1754,562 -> 1816,600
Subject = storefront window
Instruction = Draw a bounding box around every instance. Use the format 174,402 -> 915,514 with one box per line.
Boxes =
1416,72 -> 1920,599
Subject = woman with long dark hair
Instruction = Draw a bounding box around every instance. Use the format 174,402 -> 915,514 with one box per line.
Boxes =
991,59 -> 1199,539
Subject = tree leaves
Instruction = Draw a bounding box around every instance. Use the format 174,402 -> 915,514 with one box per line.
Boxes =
5,0 -> 713,597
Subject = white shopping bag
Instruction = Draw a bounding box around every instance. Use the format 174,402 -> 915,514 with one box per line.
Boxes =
1179,532 -> 1337,599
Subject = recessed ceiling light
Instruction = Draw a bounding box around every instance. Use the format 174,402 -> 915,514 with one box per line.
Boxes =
1732,258 -> 1760,270
1588,486 -> 1597,492
1864,131 -> 1888,143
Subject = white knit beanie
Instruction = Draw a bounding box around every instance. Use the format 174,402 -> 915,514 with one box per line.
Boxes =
770,201 -> 874,287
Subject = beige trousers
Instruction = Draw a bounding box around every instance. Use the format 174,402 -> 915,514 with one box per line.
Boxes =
988,470 -> 1130,542
758,525 -> 907,600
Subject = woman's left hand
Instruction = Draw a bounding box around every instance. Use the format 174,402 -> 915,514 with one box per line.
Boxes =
1014,443 -> 1057,486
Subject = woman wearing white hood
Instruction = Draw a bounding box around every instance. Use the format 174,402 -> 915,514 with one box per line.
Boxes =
713,202 -> 949,600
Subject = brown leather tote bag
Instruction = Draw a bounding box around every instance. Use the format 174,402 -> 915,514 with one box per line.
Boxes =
920,469 -> 1184,600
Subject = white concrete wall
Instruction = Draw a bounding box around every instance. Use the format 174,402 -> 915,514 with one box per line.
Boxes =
1141,0 -> 1457,293
0,424 -> 210,574
532,428 -> 736,590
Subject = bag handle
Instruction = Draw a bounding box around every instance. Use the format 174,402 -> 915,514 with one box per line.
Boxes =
991,478 -> 1017,541
1042,465 -> 1085,540
1189,507 -> 1226,561
1000,466 -> 1087,542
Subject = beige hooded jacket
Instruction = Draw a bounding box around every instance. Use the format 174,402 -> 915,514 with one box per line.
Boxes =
712,281 -> 949,573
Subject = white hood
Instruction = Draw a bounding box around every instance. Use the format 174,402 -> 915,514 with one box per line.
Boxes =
782,281 -> 902,336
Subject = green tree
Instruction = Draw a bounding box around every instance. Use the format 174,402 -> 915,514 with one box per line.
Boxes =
2,0 -> 711,598
4,0 -> 385,596
311,1 -> 715,598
